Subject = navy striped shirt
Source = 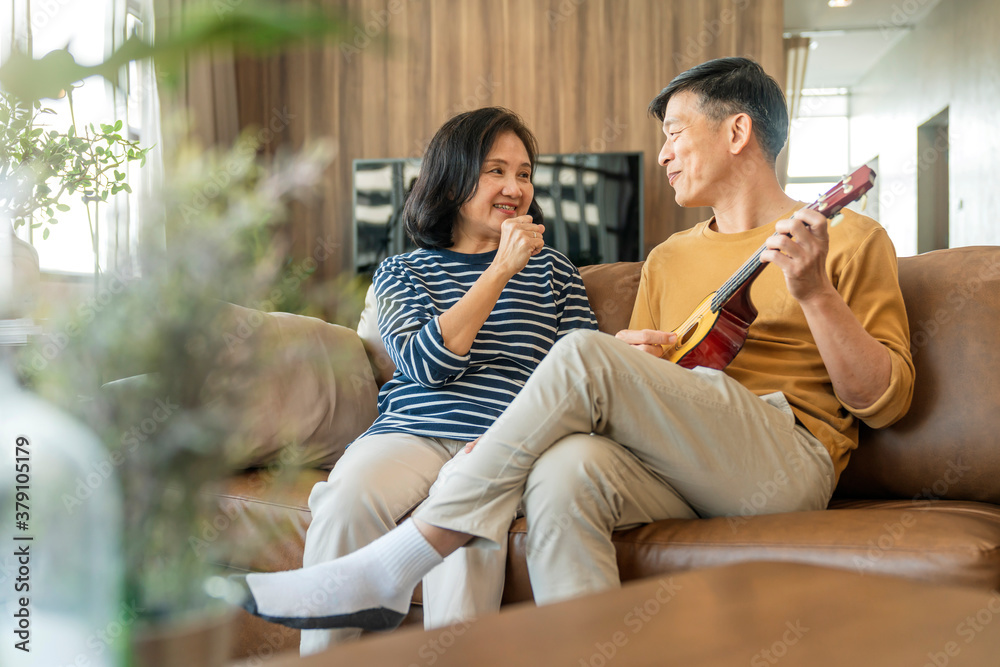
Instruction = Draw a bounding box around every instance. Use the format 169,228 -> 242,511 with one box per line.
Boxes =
361,246 -> 598,441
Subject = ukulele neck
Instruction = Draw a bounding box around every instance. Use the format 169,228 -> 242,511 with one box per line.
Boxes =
709,199 -> 829,313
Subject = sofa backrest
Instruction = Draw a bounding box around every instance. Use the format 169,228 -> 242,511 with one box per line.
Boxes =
578,262 -> 644,334
581,248 -> 1000,505
835,246 -> 1000,504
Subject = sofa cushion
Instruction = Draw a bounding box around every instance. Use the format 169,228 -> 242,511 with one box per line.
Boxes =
209,303 -> 380,470
837,246 -> 1000,504
357,283 -> 397,388
579,261 -> 644,334
213,470 -> 327,573
500,500 -> 1000,603
217,467 -> 1000,610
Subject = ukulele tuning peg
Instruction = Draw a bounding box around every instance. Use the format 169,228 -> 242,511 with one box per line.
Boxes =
859,194 -> 868,212
830,212 -> 846,227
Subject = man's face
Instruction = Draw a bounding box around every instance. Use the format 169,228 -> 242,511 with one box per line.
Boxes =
657,90 -> 731,208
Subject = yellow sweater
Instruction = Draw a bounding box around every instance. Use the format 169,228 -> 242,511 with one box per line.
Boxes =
630,209 -> 915,481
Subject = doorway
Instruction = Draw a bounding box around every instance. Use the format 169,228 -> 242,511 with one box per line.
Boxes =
917,108 -> 950,253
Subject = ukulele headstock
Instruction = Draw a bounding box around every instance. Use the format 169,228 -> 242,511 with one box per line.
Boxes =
812,165 -> 876,221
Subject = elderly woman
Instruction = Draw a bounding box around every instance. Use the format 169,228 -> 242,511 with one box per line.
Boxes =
246,107 -> 598,653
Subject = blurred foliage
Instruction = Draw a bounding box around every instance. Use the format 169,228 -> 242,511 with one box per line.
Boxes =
3,0 -> 356,626
23,134 -> 335,619
0,0 -> 350,102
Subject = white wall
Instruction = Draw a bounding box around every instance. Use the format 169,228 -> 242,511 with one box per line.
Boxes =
850,0 -> 1000,256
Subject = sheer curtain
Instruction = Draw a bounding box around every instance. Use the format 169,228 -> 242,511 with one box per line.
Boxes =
108,0 -> 167,277
784,36 -> 811,122
117,0 -> 243,274
778,36 -> 811,188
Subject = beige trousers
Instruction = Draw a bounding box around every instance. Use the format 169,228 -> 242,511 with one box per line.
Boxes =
415,329 -> 835,557
299,433 -> 506,656
299,418 -> 691,655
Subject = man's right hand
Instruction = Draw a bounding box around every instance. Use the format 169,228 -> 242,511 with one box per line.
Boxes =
615,329 -> 677,358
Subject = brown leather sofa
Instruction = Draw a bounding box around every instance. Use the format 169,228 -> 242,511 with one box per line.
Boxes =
217,245 -> 1000,661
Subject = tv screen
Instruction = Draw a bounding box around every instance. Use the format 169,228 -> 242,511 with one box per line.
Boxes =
353,152 -> 643,275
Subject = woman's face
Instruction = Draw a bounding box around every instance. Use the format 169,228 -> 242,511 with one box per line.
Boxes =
453,131 -> 534,247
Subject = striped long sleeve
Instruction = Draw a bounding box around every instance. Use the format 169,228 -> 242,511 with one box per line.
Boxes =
361,246 -> 597,442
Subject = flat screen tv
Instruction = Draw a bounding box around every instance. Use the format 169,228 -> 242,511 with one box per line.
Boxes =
353,152 -> 643,275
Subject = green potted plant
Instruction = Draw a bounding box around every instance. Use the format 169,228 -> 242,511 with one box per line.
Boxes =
0,88 -> 150,246
0,88 -> 151,319
1,2 -> 351,664
15,130 -> 335,666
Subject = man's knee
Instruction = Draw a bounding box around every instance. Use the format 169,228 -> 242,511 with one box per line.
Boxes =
526,436 -> 621,510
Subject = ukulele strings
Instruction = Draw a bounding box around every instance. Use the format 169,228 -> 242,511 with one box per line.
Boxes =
710,190 -> 840,312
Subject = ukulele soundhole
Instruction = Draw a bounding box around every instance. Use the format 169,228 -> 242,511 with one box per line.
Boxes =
679,326 -> 698,346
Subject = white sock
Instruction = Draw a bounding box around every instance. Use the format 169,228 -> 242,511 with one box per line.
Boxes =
236,519 -> 443,630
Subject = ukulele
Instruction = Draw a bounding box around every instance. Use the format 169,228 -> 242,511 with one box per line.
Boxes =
663,165 -> 877,371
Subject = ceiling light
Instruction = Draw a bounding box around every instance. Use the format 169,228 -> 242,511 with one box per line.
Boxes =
828,0 -> 852,6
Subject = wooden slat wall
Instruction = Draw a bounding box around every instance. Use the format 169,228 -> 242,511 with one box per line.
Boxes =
234,0 -> 784,306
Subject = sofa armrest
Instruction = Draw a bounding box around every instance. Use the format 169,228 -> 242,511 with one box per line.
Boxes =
209,303 -> 379,471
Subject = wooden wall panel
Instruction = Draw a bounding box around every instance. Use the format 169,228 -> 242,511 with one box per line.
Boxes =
233,0 -> 784,310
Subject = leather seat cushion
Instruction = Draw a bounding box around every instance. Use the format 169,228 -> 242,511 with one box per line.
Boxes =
216,472 -> 1000,606
502,500 -> 1000,604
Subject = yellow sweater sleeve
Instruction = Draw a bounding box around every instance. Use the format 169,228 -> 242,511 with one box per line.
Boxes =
829,226 -> 915,429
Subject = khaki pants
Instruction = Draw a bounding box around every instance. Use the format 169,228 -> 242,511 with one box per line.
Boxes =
299,433 -> 506,656
300,415 -> 693,655
416,329 -> 835,561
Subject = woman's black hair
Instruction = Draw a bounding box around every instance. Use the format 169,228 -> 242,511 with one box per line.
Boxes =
403,107 -> 543,250
648,57 -> 788,164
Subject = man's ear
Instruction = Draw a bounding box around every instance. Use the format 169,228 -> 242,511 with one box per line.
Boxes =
729,113 -> 753,156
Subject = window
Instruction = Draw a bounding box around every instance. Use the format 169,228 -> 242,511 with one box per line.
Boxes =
784,89 -> 850,205
2,0 -> 151,276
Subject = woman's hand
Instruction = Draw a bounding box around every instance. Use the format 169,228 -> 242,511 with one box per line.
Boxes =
463,437 -> 480,454
440,217 -> 543,357
490,216 -> 545,280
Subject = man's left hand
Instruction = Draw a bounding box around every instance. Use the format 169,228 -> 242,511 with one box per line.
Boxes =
760,207 -> 836,304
